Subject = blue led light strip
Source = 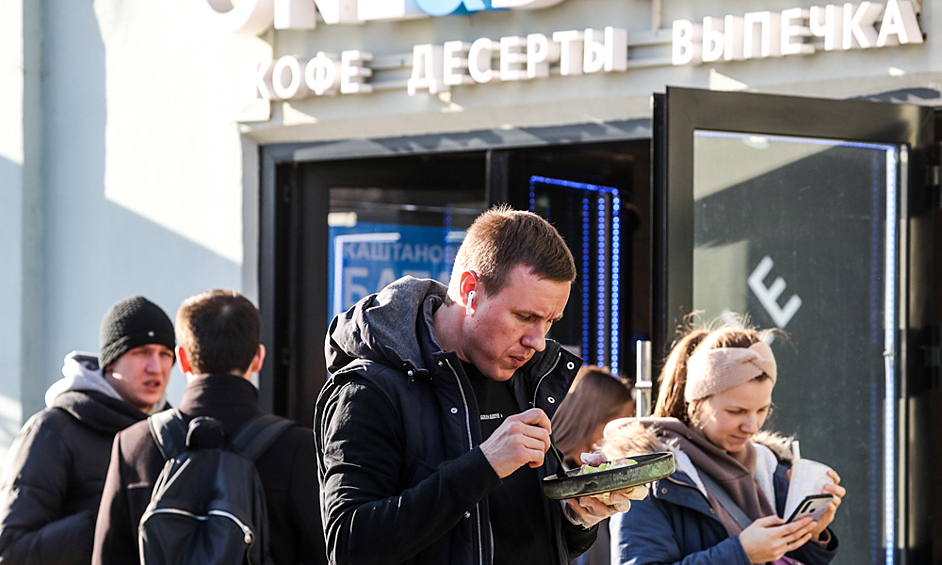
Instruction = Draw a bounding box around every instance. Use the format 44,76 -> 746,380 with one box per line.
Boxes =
582,198 -> 591,360
530,176 -> 620,195
868,152 -> 881,564
530,176 -> 619,373
883,147 -> 899,565
611,196 -> 620,375
597,196 -> 607,366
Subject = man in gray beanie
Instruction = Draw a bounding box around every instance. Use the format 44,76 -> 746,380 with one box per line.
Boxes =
0,296 -> 175,565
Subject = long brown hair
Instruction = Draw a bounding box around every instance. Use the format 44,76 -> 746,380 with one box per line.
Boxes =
552,366 -> 634,461
653,315 -> 777,425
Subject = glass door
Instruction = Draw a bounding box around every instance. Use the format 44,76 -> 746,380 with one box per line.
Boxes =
653,87 -> 933,565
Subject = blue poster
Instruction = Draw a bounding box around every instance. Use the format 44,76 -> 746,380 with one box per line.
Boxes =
329,222 -> 466,319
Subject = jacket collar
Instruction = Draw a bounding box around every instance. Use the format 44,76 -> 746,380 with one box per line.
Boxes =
179,373 -> 259,410
50,390 -> 147,433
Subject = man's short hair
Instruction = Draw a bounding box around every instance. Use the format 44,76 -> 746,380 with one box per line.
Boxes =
450,205 -> 576,296
175,290 -> 260,376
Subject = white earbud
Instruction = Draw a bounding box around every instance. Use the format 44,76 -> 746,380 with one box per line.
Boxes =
465,290 -> 476,316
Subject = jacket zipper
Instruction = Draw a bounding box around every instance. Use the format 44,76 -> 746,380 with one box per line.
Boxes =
530,351 -> 567,565
443,358 -> 485,565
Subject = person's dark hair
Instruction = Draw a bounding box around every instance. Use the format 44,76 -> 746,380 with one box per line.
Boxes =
552,365 -> 635,461
653,314 -> 777,425
449,205 -> 576,297
175,290 -> 260,376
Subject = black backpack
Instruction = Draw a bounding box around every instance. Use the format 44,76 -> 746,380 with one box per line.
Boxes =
139,409 -> 293,565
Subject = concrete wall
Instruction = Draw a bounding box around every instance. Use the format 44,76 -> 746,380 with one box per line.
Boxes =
0,0 -> 43,464
0,0 -> 268,457
1,0 -> 26,464
32,0 -> 266,421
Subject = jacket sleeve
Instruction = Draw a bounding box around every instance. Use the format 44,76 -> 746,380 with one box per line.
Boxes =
318,380 -> 501,565
559,504 -> 599,559
790,532 -> 839,565
0,413 -> 96,565
92,432 -> 139,565
611,496 -> 752,565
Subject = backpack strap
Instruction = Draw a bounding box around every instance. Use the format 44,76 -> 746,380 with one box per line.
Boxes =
698,470 -> 754,530
230,414 -> 294,462
148,409 -> 188,461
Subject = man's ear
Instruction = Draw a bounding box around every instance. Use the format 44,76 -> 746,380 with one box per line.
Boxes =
247,344 -> 265,376
177,346 -> 192,375
457,270 -> 478,309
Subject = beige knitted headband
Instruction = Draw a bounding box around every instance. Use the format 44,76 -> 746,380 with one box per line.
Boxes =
684,341 -> 777,402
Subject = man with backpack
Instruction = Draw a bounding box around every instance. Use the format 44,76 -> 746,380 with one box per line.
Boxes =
92,289 -> 325,565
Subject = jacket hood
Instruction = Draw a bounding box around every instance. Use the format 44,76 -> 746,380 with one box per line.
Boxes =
600,417 -> 794,463
46,352 -> 151,434
325,277 -> 447,376
46,350 -> 168,415
45,351 -> 122,407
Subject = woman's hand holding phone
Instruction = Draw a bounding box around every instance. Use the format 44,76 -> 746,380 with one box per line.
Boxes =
739,515 -> 816,564
809,470 -> 845,538
740,468 -> 845,563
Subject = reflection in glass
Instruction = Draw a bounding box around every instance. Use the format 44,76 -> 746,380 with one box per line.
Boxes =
328,187 -> 485,320
692,130 -> 902,565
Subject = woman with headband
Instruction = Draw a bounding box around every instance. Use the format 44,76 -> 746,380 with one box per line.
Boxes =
602,320 -> 844,565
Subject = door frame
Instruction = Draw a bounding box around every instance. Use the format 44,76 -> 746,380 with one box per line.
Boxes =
257,119 -> 653,419
651,86 -> 935,565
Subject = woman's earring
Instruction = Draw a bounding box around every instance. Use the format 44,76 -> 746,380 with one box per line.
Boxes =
465,291 -> 476,316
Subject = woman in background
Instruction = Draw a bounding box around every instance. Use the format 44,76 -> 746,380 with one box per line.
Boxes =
603,319 -> 844,565
551,365 -> 634,565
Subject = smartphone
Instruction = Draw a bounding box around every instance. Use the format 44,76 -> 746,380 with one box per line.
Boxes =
786,494 -> 834,523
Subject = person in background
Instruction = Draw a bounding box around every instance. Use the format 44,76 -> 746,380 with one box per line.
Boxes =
0,296 -> 175,564
552,365 -> 635,469
92,289 -> 324,565
602,318 -> 844,565
316,206 -> 634,565
551,365 -> 635,565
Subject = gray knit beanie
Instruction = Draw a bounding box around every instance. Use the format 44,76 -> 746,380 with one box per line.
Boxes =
99,296 -> 175,371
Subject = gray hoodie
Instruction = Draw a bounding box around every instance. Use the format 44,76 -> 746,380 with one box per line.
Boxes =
45,351 -> 167,415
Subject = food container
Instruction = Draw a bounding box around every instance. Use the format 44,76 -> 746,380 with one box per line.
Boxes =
542,452 -> 675,500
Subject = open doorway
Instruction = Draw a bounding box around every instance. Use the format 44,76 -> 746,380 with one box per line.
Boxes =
263,138 -> 651,424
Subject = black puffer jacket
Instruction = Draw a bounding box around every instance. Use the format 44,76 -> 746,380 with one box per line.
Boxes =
315,277 -> 595,565
0,386 -> 148,565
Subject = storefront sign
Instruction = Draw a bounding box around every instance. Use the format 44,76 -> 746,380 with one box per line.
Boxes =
221,0 -> 924,102
328,223 -> 463,318
204,0 -> 566,35
672,1 -> 922,64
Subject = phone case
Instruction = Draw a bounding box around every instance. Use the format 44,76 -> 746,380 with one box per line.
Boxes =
786,493 -> 833,523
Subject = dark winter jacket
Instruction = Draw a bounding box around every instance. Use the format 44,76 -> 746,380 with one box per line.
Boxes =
92,374 -> 325,565
606,422 -> 839,565
0,352 -> 155,565
315,276 -> 595,565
